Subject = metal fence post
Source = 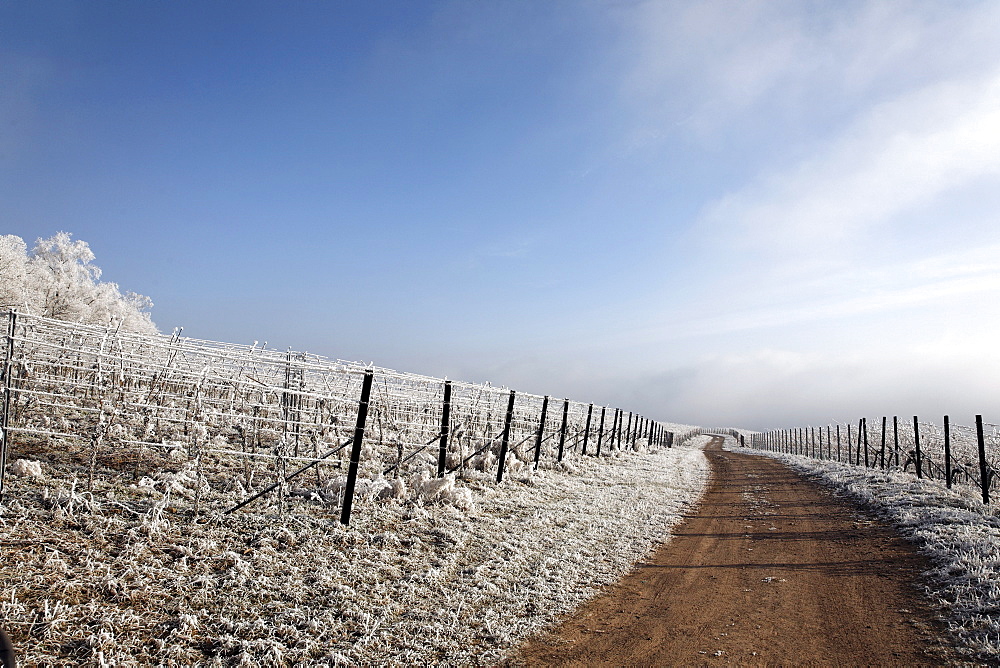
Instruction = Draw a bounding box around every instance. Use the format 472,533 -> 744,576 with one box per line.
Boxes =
533,396 -> 549,470
976,415 -> 990,504
944,415 -> 952,489
596,406 -> 606,456
893,416 -> 899,467
437,381 -> 452,478
557,399 -> 569,462
341,369 -> 375,525
862,418 -> 869,468
0,312 -> 16,504
496,390 -> 516,483
847,422 -> 854,464
608,409 -> 617,451
582,403 -> 593,455
879,417 -> 887,470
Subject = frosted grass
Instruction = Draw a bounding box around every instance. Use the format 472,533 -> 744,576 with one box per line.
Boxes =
0,436 -> 709,666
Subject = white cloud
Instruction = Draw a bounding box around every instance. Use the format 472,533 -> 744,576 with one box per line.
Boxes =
621,1 -> 810,129
702,70 -> 1000,255
619,1 -> 1000,143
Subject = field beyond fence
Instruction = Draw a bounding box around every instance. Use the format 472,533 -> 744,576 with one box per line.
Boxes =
0,311 -> 690,524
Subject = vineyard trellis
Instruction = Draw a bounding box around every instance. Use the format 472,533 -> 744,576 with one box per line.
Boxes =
744,414 -> 1000,505
0,312 -> 685,524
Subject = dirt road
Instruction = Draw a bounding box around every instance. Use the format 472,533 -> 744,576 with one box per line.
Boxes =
511,438 -> 952,666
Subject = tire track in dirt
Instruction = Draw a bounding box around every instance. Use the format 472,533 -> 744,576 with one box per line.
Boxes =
510,437 -> 955,666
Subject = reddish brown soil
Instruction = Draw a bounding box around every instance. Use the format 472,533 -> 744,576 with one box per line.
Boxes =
510,437 -> 955,666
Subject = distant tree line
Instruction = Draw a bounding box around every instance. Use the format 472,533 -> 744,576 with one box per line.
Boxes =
0,232 -> 157,333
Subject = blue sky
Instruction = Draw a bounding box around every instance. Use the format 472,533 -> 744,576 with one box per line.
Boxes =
4,1 -> 1000,430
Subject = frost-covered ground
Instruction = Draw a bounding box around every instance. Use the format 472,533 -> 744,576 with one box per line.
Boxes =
730,438 -> 1000,663
0,436 -> 710,666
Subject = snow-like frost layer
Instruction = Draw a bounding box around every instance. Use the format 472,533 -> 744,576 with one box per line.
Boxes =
731,438 -> 1000,662
0,438 -> 710,666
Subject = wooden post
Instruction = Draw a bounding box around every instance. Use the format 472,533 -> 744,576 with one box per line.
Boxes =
976,415 -> 990,504
341,369 -> 375,526
944,415 -> 952,489
836,424 -> 841,462
557,399 -> 569,462
437,381 -> 452,478
533,396 -> 549,470
582,403 -> 593,455
496,390 -> 516,483
913,416 -> 922,479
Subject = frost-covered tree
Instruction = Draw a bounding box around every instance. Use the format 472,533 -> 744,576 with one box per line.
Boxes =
0,234 -> 29,311
0,232 -> 157,333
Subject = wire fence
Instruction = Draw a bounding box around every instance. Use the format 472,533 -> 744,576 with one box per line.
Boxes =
742,415 -> 1000,504
0,311 -> 691,524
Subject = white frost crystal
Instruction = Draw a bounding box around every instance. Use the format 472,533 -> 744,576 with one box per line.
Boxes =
10,458 -> 43,478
